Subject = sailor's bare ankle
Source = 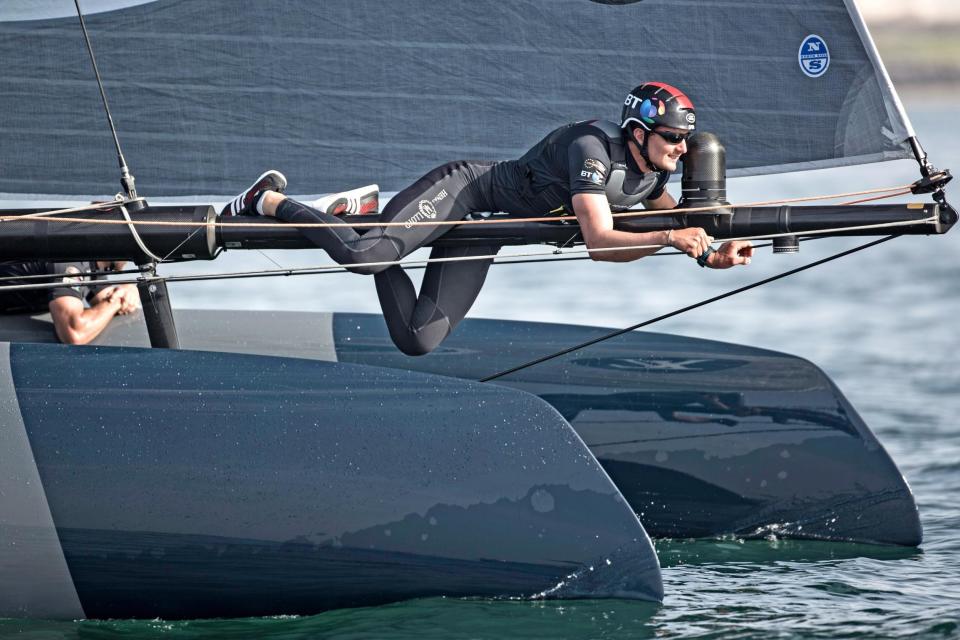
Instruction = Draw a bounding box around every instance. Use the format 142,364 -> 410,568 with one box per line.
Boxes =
261,191 -> 285,217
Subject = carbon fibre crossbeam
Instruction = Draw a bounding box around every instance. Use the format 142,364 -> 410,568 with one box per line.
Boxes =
0,200 -> 953,262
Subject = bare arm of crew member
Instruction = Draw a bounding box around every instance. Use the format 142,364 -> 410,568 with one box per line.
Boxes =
571,193 -> 712,262
48,285 -> 139,345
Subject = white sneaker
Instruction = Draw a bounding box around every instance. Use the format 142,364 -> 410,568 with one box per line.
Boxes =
311,184 -> 379,216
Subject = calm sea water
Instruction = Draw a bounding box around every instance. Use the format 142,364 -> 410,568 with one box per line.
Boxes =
3,102 -> 959,639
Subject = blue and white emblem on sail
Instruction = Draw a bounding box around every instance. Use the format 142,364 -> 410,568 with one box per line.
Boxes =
798,34 -> 830,78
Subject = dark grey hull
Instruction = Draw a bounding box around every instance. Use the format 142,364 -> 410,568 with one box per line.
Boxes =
0,340 -> 661,619
332,313 -> 922,547
0,309 -> 922,548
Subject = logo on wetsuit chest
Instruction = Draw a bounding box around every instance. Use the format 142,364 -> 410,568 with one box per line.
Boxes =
404,189 -> 448,229
580,158 -> 607,186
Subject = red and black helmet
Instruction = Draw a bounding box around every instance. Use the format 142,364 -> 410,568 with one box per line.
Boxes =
620,82 -> 696,132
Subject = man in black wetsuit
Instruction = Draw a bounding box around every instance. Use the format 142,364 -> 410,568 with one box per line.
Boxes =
0,261 -> 139,344
222,82 -> 753,355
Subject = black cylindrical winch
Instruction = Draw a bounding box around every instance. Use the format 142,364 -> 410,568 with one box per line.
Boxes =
677,132 -> 729,212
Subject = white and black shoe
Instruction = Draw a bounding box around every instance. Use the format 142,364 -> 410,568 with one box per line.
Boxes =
310,184 -> 379,216
220,170 -> 287,216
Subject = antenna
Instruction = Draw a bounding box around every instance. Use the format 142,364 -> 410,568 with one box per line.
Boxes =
74,0 -> 145,209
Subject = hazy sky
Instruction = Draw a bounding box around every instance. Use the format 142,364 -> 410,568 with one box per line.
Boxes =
858,0 -> 960,24
4,0 -> 958,25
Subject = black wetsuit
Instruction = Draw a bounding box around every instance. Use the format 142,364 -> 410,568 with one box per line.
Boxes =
0,261 -> 104,313
278,120 -> 671,355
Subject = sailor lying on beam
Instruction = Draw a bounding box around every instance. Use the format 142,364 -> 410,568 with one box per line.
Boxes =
222,82 -> 754,356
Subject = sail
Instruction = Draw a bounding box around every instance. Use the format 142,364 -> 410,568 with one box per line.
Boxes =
0,0 -> 914,199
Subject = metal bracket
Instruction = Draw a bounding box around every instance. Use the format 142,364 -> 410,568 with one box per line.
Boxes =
910,169 -> 953,196
137,277 -> 179,348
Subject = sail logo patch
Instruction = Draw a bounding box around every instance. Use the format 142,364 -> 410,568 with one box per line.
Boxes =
799,34 -> 830,78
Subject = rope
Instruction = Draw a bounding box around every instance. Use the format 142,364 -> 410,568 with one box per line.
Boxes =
0,265 -> 146,284
0,216 -> 934,294
3,242 -> 786,293
118,204 -> 163,262
0,201 -> 119,219
835,189 -> 912,206
479,235 -> 899,382
162,214 -> 937,278
0,186 -> 930,296
0,183 -> 917,230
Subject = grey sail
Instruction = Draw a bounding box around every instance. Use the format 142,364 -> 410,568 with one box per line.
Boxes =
0,0 -> 913,200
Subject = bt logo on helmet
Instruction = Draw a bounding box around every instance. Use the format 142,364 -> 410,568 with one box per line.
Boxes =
641,98 -> 665,124
625,94 -> 666,125
624,93 -> 643,110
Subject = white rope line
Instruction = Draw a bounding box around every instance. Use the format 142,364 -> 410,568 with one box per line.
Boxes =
0,184 -> 917,229
0,215 -> 933,294
158,215 -> 937,281
0,200 -> 119,220
118,204 -> 163,262
723,215 -> 938,244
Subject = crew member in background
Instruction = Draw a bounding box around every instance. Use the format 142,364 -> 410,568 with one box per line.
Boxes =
222,82 -> 753,356
0,260 -> 140,344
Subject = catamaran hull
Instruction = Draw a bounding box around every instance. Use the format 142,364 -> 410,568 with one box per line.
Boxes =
328,314 -> 923,547
0,309 -> 923,550
0,342 -> 661,620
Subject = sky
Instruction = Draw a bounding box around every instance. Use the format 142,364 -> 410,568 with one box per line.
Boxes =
858,0 -> 960,24
5,1 -> 960,24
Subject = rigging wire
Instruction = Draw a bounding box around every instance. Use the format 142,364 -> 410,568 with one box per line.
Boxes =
0,244 -> 780,291
0,265 -> 147,285
0,184 -> 918,229
479,235 -> 899,383
254,250 -> 287,271
114,214 -> 944,281
118,204 -> 162,262
73,0 -> 137,200
0,215 -> 934,293
159,226 -> 206,263
0,201 -> 119,219
0,184 -> 926,289
0,184 -> 924,279
0,211 -> 931,294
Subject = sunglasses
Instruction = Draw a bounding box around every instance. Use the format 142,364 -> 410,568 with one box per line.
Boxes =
653,129 -> 691,145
